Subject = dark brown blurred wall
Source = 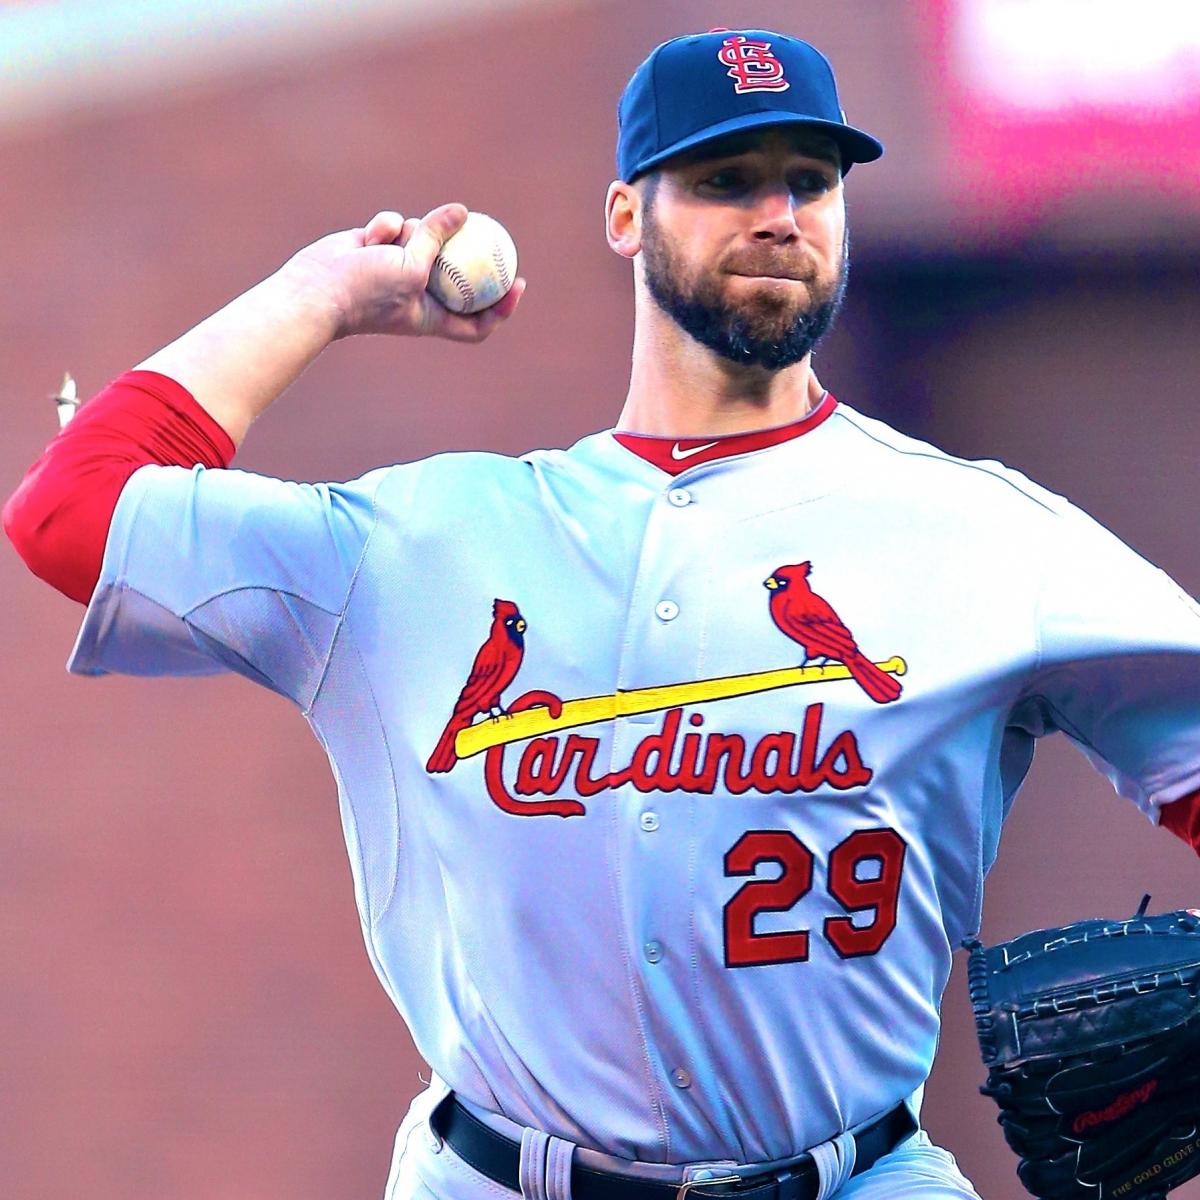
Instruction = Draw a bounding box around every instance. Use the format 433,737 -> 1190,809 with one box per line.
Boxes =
3,4 -> 1199,1198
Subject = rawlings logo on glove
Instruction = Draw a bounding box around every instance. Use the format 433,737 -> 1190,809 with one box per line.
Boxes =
1072,1080 -> 1160,1135
966,898 -> 1200,1200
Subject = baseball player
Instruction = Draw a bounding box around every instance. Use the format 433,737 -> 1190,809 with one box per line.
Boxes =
6,26 -> 1200,1200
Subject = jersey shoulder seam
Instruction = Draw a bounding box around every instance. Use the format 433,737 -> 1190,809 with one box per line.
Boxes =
175,585 -> 344,703
179,584 -> 343,621
831,409 -> 1058,515
306,469 -> 389,713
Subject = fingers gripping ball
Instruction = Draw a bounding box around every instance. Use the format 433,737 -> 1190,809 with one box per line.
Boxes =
426,212 -> 518,314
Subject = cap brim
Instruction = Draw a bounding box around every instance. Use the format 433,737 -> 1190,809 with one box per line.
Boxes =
626,111 -> 883,181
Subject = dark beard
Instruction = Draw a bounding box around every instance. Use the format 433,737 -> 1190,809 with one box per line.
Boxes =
640,212 -> 848,372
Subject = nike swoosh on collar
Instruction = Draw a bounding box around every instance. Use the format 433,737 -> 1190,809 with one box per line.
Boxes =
670,441 -> 720,461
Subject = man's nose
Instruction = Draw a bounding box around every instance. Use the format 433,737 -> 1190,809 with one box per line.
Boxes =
751,185 -> 802,241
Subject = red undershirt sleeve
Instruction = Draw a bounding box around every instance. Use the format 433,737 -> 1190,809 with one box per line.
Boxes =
1159,789 -> 1200,856
2,370 -> 235,605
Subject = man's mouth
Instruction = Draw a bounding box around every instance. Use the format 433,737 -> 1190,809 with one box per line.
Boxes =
728,270 -> 807,282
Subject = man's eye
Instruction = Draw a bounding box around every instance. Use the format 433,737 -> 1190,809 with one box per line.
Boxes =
792,171 -> 833,194
700,169 -> 834,196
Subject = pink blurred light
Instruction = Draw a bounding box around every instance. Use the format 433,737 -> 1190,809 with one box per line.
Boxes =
928,0 -> 1200,230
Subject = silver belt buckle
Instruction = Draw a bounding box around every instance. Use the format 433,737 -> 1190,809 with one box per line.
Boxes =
676,1174 -> 743,1200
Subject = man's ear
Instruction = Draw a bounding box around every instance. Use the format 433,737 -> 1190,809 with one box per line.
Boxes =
605,180 -> 643,259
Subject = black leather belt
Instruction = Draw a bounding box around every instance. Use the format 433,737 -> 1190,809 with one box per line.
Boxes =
430,1094 -> 916,1200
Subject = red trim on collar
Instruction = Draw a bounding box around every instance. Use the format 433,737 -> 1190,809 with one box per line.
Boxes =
613,393 -> 837,476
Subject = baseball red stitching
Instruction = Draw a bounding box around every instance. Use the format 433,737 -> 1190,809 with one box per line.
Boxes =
434,256 -> 474,307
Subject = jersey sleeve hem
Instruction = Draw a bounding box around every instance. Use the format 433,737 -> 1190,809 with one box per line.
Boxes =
1150,774 -> 1200,819
65,463 -> 363,695
67,579 -> 230,678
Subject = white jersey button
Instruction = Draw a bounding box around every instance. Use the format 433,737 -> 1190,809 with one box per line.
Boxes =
667,488 -> 692,507
639,811 -> 660,832
655,600 -> 679,622
671,1068 -> 692,1089
643,940 -> 664,963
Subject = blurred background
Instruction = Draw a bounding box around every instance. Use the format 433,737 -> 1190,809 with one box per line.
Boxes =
2,1 -> 1199,1196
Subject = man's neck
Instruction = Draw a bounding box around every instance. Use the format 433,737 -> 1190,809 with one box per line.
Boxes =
615,303 -> 825,436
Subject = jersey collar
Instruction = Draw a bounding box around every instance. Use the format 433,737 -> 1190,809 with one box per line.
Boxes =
611,393 -> 837,477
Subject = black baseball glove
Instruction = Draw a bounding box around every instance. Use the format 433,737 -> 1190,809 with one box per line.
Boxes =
966,899 -> 1200,1200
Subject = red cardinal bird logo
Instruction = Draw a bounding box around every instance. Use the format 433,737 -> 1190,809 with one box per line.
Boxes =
427,598 -> 527,773
765,562 -> 902,704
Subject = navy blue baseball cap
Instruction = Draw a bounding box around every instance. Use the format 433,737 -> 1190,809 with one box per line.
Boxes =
617,28 -> 883,182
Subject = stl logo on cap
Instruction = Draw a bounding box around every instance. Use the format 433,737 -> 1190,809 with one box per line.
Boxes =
717,34 -> 789,95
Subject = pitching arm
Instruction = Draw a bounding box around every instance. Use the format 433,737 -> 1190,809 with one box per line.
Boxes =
136,206 -> 522,449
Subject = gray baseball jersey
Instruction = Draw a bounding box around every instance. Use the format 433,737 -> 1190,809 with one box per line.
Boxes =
69,397 -> 1200,1166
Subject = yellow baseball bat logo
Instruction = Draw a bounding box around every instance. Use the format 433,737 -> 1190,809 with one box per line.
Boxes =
455,656 -> 907,760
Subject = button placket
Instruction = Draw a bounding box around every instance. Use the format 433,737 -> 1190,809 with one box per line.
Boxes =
607,481 -> 710,1116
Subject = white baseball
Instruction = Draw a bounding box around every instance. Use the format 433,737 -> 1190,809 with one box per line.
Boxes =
426,211 -> 518,314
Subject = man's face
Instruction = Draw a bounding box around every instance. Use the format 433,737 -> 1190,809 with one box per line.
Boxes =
637,127 -> 848,371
